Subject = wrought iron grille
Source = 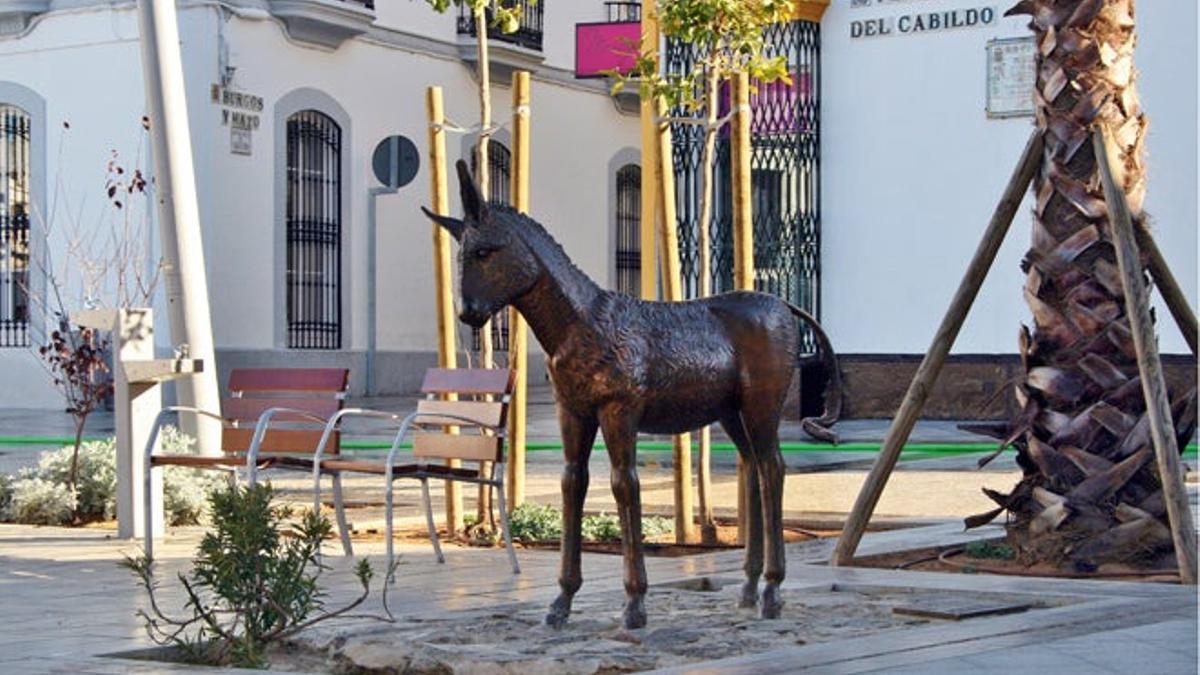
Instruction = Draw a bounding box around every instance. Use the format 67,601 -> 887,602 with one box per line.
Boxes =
470,142 -> 512,354
285,110 -> 342,350
457,0 -> 544,52
606,1 -> 641,22
1,105 -> 30,349
666,20 -> 821,353
614,164 -> 641,297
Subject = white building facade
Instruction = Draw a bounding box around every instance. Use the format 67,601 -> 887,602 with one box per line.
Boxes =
0,0 -> 1194,415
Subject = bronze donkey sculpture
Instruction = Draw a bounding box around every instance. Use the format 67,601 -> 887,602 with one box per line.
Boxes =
424,161 -> 842,629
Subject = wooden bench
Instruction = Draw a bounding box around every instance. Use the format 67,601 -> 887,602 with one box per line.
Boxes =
142,367 -> 351,559
311,368 -> 519,575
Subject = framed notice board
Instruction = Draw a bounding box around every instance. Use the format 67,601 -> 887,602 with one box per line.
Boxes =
986,37 -> 1036,118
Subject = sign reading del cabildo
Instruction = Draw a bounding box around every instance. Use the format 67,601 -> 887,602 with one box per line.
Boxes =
850,4 -> 997,39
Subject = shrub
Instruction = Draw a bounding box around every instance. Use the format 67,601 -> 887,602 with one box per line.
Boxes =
640,515 -> 675,540
124,483 -> 376,668
0,427 -> 225,526
507,502 -> 562,542
581,512 -> 621,542
8,477 -> 76,525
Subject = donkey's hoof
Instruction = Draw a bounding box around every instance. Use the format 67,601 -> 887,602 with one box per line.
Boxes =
760,585 -> 784,619
738,581 -> 759,609
545,595 -> 572,629
622,598 -> 647,629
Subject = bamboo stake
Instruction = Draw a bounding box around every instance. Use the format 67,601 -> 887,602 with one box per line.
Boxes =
693,65 -> 721,544
1133,226 -> 1198,356
654,97 -> 695,544
638,4 -> 659,301
426,87 -> 462,534
506,70 -> 531,511
1093,127 -> 1197,585
731,73 -> 754,545
830,130 -> 1044,566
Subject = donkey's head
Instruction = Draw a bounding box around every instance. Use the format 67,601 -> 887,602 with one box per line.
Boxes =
422,160 -> 541,328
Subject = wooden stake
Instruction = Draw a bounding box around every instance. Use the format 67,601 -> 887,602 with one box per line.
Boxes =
1133,225 -> 1198,356
1093,126 -> 1197,585
654,97 -> 695,544
426,86 -> 462,534
830,130 -> 1044,566
507,70 -> 531,511
638,6 -> 660,302
731,73 -> 754,545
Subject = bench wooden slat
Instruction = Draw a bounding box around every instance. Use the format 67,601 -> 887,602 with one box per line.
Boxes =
420,368 -> 513,396
222,397 -> 341,423
413,432 -> 502,462
222,428 -> 339,455
415,399 -> 506,428
228,368 -> 349,394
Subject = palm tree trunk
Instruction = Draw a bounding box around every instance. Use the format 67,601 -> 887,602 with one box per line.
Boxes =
985,0 -> 1197,570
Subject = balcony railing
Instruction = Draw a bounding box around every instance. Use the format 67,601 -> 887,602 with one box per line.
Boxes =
457,0 -> 544,52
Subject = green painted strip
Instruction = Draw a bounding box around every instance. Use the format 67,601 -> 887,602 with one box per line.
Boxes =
4,435 -> 1196,458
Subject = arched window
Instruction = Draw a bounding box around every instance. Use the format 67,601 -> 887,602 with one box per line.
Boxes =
469,141 -> 511,354
0,104 -> 30,348
614,163 -> 641,297
285,110 -> 342,349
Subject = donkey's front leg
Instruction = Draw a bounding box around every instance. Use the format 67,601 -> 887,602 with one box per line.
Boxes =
545,410 -> 597,628
599,406 -> 648,629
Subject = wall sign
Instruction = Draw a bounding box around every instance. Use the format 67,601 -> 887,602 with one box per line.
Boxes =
849,5 -> 997,39
986,37 -> 1036,118
211,84 -> 263,155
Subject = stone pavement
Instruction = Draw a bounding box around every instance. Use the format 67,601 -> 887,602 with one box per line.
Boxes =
0,519 -> 1196,674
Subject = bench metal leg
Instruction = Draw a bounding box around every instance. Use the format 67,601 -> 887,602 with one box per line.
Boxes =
331,473 -> 353,557
385,476 -> 396,582
420,477 -> 445,564
493,471 -> 520,575
144,463 -> 154,561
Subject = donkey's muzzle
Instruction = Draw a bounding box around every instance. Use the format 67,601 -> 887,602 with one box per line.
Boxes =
459,301 -> 492,329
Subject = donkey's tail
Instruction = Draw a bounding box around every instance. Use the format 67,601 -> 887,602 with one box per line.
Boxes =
782,301 -> 843,444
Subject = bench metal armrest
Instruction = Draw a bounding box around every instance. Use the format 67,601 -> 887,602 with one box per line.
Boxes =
142,406 -> 229,468
246,406 -> 344,484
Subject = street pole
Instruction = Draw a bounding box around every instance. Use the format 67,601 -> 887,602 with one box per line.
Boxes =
136,0 -> 221,455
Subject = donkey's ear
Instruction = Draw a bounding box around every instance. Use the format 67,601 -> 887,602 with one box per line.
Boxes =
421,206 -> 465,242
455,159 -> 488,220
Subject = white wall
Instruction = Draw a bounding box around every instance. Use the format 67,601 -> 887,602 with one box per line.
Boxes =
820,0 -> 1197,355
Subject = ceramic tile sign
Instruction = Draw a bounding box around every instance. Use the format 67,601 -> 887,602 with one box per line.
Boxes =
211,85 -> 263,155
849,3 -> 998,39
986,36 -> 1037,118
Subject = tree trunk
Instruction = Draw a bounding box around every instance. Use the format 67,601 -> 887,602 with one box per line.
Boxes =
982,0 -> 1197,571
68,414 -> 86,519
473,6 -> 493,533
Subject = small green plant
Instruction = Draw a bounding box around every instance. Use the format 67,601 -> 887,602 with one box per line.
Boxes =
123,483 -> 376,668
964,540 -> 1016,560
640,515 -> 675,540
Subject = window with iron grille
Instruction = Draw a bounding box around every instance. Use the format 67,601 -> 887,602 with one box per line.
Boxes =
285,110 -> 342,350
469,142 -> 511,354
614,163 -> 641,297
1,105 -> 30,349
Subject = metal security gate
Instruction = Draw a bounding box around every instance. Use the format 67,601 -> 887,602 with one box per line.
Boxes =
667,20 -> 821,353
470,142 -> 512,354
0,105 -> 30,348
286,110 -> 342,350
614,164 -> 641,297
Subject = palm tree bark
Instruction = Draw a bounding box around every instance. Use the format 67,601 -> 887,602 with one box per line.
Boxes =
980,0 -> 1197,571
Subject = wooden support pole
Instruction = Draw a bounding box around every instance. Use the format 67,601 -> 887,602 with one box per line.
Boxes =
1093,127 -> 1197,585
426,86 -> 463,533
731,73 -> 754,545
1133,225 -> 1198,356
638,6 -> 659,301
830,130 -> 1044,566
654,97 -> 696,544
507,70 -> 531,510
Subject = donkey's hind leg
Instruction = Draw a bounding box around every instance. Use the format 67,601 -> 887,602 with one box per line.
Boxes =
721,414 -> 763,610
741,410 -> 787,619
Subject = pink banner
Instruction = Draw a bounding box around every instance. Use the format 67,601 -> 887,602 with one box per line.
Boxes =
575,22 -> 641,78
